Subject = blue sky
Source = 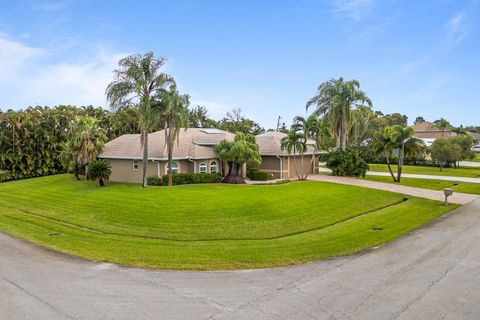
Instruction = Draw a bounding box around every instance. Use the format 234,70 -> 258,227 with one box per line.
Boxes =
0,0 -> 479,129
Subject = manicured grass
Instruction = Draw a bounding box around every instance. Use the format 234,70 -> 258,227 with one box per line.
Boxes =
368,164 -> 480,178
0,175 -> 458,270
467,154 -> 480,163
364,175 -> 480,194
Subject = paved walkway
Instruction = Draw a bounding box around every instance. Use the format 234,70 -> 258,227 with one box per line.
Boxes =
318,167 -> 480,183
310,174 -> 479,204
460,161 -> 480,167
2,199 -> 480,319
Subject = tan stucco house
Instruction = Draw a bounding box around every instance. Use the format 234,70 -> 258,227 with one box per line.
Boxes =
99,128 -> 320,183
99,128 -> 234,183
412,121 -> 455,147
255,131 -> 319,179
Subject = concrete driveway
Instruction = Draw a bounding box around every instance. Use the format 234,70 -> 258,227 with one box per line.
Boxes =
2,200 -> 480,319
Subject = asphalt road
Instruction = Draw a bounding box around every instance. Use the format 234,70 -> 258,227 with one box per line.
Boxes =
2,199 -> 480,319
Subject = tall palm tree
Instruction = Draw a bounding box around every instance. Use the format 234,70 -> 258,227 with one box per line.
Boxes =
159,85 -> 190,187
105,52 -> 174,187
281,130 -> 306,180
306,77 -> 372,150
292,115 -> 319,179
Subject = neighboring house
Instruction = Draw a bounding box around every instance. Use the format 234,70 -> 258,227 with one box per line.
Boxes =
467,132 -> 480,152
255,131 -> 319,179
412,121 -> 455,147
99,128 -> 234,183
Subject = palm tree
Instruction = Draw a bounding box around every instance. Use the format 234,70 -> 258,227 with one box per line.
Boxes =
105,52 -> 174,187
159,85 -> 190,187
88,159 -> 112,187
306,77 -> 372,150
64,116 -> 107,179
390,125 -> 423,182
281,130 -> 306,180
292,115 -> 319,180
373,127 -> 397,181
433,118 -> 452,135
214,132 -> 261,184
373,125 -> 423,182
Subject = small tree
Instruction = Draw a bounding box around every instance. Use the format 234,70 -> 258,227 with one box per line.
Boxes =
281,130 -> 307,180
431,138 -> 462,170
214,132 -> 261,184
325,149 -> 368,177
450,135 -> 476,167
64,116 -> 107,180
88,159 -> 112,186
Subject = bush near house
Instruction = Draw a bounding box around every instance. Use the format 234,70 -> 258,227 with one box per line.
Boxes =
247,168 -> 273,181
147,173 -> 222,186
325,149 -> 369,177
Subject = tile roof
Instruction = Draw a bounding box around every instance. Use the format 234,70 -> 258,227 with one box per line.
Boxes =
99,128 -> 234,160
255,131 -> 317,156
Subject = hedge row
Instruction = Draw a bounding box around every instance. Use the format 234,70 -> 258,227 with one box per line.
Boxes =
247,168 -> 273,181
147,173 -> 223,186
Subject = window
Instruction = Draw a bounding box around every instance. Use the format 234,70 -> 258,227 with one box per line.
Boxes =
167,161 -> 179,174
210,161 -> 218,173
133,160 -> 139,171
199,162 -> 207,174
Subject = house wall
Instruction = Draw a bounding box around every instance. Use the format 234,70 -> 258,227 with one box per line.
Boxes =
415,131 -> 454,139
287,155 -> 317,179
105,158 -> 223,184
258,156 -> 288,179
106,159 -> 159,183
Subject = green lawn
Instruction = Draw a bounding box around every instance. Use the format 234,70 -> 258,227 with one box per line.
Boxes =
0,175 -> 457,270
468,154 -> 480,163
368,164 -> 480,178
364,175 -> 480,194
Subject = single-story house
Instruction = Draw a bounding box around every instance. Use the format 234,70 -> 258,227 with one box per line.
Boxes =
99,128 -> 234,183
99,128 -> 320,183
412,121 -> 455,147
255,131 -> 319,179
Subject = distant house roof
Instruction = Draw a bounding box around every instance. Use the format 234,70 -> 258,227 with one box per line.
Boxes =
255,131 -> 317,156
467,131 -> 480,142
99,128 -> 235,160
412,121 -> 454,139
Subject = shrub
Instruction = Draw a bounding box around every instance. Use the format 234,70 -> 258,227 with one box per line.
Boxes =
88,159 -> 112,187
325,149 -> 369,177
147,176 -> 163,186
0,170 -> 11,182
247,168 -> 273,181
149,173 -> 222,186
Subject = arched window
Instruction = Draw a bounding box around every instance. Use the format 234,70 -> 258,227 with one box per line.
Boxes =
167,161 -> 179,174
199,162 -> 207,174
210,161 -> 218,173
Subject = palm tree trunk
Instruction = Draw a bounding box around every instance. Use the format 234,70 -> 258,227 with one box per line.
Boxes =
300,153 -> 305,180
85,164 -> 89,180
397,144 -> 405,182
293,154 -> 300,180
341,117 -> 347,151
385,151 -> 397,182
167,125 -> 174,187
142,130 -> 148,188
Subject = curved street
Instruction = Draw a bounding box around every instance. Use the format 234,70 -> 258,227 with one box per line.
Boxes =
2,199 -> 480,320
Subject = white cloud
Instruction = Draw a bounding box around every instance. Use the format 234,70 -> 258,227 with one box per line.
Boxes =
333,0 -> 375,21
445,12 -> 470,45
0,34 -> 129,109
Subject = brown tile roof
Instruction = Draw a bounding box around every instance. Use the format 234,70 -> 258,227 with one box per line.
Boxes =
255,131 -> 317,156
99,128 -> 234,160
412,121 -> 436,131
